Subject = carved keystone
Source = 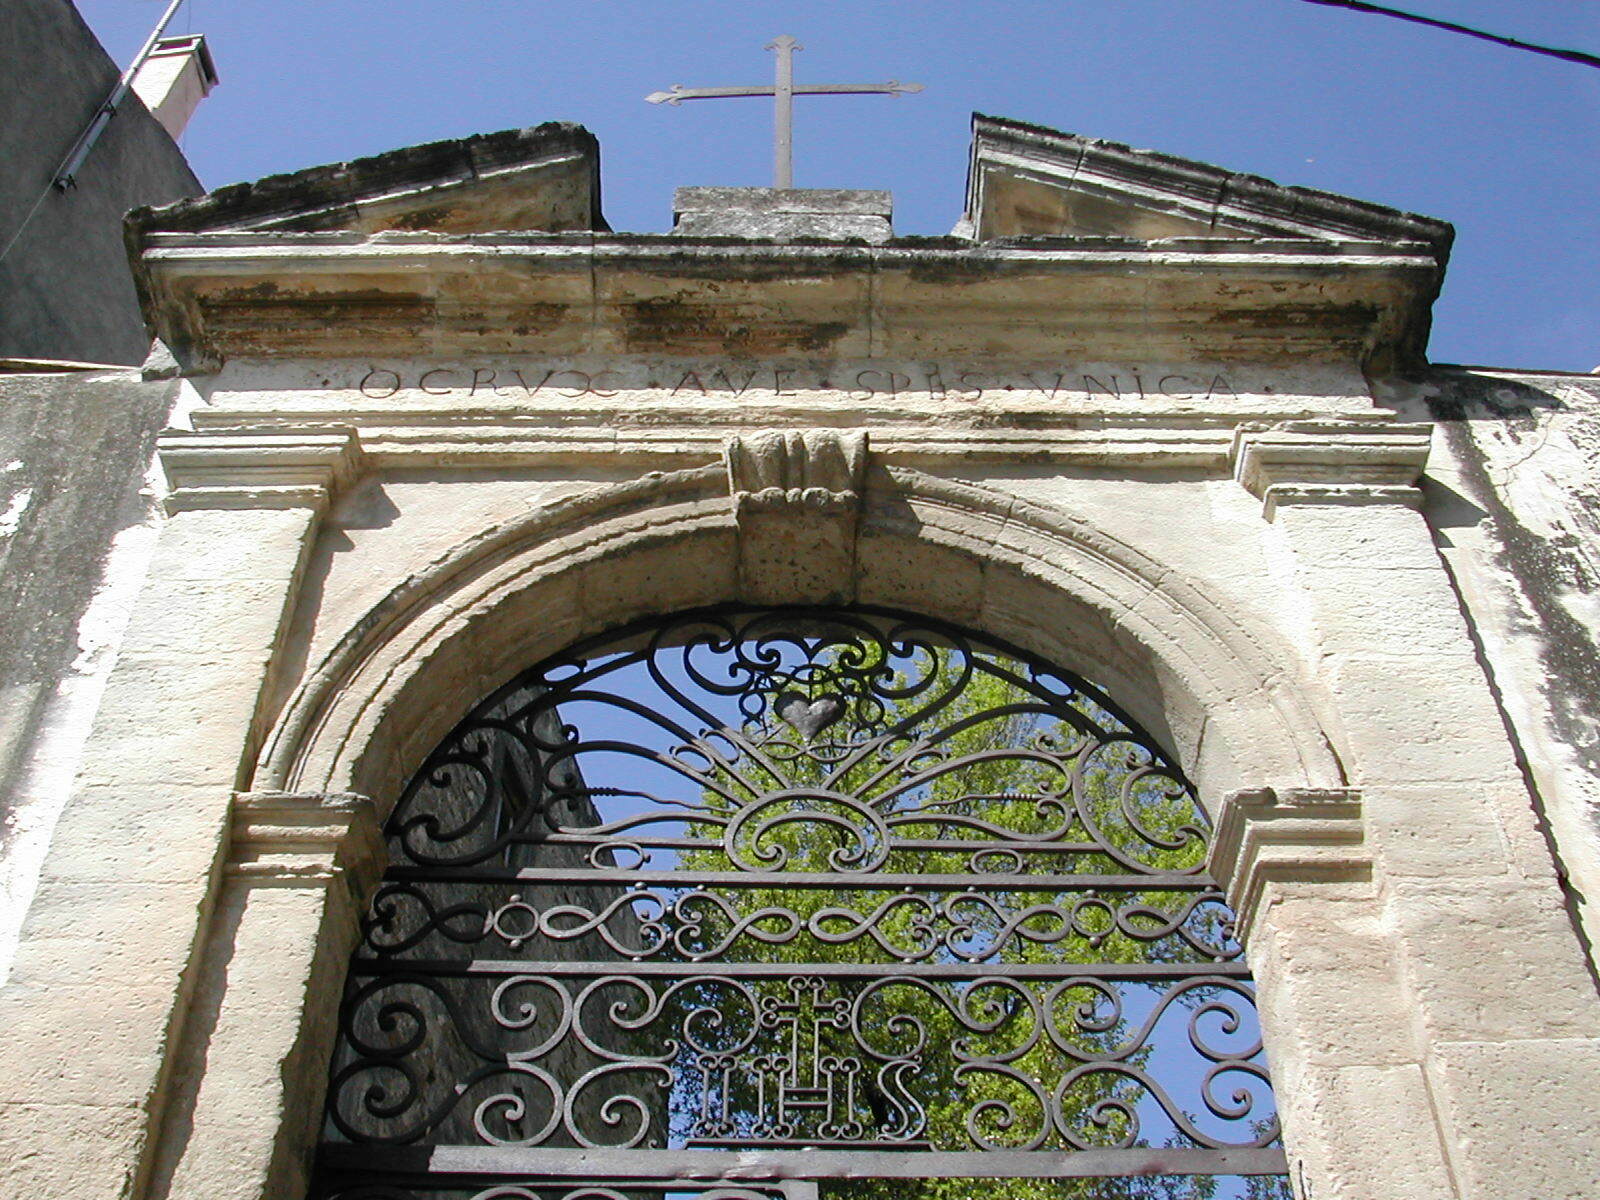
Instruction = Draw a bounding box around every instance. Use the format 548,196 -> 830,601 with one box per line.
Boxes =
724,429 -> 869,604
1208,787 -> 1370,941
726,428 -> 867,518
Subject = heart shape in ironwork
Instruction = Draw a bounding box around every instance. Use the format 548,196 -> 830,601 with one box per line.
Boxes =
775,692 -> 845,741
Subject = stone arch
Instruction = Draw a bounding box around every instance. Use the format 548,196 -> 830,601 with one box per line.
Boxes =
256,463 -> 1346,816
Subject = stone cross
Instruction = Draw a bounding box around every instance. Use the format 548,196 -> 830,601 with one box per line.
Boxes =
646,36 -> 923,189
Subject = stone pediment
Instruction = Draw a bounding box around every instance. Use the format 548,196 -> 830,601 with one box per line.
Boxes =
128,115 -> 1452,375
127,122 -> 605,236
964,113 -> 1453,251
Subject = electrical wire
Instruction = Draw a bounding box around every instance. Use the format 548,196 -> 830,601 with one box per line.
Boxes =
1294,0 -> 1600,70
0,188 -> 56,271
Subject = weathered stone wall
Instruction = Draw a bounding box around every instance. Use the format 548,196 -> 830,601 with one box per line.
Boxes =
0,368 -> 180,981
0,0 -> 201,363
1408,368 -> 1600,976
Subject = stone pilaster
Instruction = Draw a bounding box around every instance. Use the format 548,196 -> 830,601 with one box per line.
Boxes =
1228,422 -> 1600,1199
158,428 -> 365,514
147,793 -> 384,1200
1231,420 -> 1432,520
1208,786 -> 1370,942
0,429 -> 365,1200
1210,787 -> 1460,1199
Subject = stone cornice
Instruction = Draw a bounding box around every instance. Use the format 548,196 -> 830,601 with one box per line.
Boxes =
1231,420 -> 1432,518
157,428 -> 365,513
172,411 -> 1435,479
1208,786 -> 1370,941
134,231 -> 1442,373
139,231 -> 1440,264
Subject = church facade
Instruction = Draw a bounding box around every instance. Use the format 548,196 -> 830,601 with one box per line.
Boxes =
1,114 -> 1598,1200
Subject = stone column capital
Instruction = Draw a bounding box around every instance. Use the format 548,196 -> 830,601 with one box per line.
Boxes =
227,790 -> 386,898
1208,786 -> 1370,941
158,426 -> 366,514
1230,421 -> 1431,519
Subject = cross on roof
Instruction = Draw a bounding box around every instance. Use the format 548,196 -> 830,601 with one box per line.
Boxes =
646,36 -> 923,189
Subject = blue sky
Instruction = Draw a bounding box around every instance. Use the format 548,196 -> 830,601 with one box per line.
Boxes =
78,0 -> 1599,371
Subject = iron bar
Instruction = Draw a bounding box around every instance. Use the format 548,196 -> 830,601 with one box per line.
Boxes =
384,866 -> 1221,891
500,832 -> 1194,860
320,1145 -> 1291,1180
346,958 -> 1253,979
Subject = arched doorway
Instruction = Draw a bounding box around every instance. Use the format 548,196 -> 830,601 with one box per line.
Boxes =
310,606 -> 1287,1199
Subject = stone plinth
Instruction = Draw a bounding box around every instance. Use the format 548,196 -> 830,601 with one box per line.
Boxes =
672,187 -> 893,242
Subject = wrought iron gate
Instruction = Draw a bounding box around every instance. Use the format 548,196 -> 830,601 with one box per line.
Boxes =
311,607 -> 1287,1199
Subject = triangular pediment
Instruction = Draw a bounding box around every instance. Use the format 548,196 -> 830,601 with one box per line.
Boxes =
128,122 -> 606,236
964,113 -> 1451,250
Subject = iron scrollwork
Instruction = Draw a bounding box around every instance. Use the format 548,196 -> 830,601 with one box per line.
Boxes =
313,606 -> 1286,1197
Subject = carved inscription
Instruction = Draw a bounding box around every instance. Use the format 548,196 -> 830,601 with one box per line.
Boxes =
357,363 -> 1241,403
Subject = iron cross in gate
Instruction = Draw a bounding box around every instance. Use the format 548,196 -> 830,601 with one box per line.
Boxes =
646,36 -> 923,189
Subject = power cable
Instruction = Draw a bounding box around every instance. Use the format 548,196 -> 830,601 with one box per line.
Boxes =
0,189 -> 56,271
1294,0 -> 1600,70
